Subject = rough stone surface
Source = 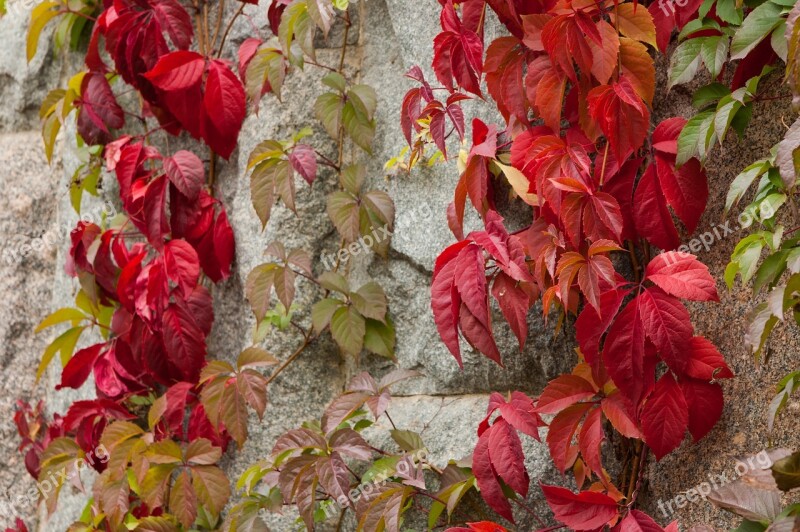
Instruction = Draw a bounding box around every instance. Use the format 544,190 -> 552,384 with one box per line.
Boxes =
0,0 -> 797,531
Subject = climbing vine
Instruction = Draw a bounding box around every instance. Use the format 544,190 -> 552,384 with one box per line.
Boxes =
404,0 -> 732,529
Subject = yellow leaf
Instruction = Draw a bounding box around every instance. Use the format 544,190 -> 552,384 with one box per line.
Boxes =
27,2 -> 61,62
495,161 -> 538,206
610,3 -> 657,49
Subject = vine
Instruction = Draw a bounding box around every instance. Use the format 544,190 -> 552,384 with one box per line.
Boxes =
15,0 -> 398,530
401,0 -> 732,529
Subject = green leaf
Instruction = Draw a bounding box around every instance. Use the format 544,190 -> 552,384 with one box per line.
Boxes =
342,100 -> 376,152
36,307 -> 87,333
347,85 -> 377,121
246,263 -> 278,322
246,48 -> 286,101
278,0 -> 315,61
725,159 -> 770,215
327,190 -> 360,242
390,430 -> 425,453
716,0 -> 743,24
771,20 -> 788,61
361,456 -> 400,484
250,159 -> 292,227
330,306 -> 365,355
730,0 -> 783,60
668,38 -> 704,88
306,0 -> 335,37
361,190 -> 395,227
753,250 -> 789,293
319,271 -> 349,293
340,163 -> 365,195
700,36 -> 730,78
772,451 -> 800,491
714,95 -> 743,145
693,83 -> 731,109
744,301 -> 779,360
677,110 -> 714,165
767,372 -> 799,432
36,325 -> 85,381
321,72 -> 346,93
311,298 -> 344,333
237,347 -> 278,370
350,282 -> 387,322
363,317 -> 396,359
314,92 -> 345,139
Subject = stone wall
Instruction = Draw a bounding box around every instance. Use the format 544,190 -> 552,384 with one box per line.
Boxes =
0,0 -> 797,530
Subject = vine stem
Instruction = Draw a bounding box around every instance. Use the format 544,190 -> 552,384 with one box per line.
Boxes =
210,0 -> 225,52
264,329 -> 324,386
216,3 -> 245,59
512,496 -> 547,527
625,440 -> 647,503
627,240 -> 641,284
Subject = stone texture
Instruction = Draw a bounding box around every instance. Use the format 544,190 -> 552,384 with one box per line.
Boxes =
0,0 -> 797,531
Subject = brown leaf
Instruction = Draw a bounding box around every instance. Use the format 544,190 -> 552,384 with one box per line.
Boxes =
169,469 -> 198,528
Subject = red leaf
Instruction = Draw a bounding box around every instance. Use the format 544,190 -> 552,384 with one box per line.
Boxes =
547,402 -> 593,473
163,239 -> 200,296
238,37 -> 263,79
601,392 -> 641,439
446,522 -> 509,532
455,244 -> 489,329
540,484 -> 618,530
633,164 -> 680,250
588,77 -> 650,162
485,36 -> 529,124
684,336 -> 734,380
645,252 -> 719,302
536,374 -> 596,414
57,343 -> 104,390
289,144 -> 318,185
680,379 -> 723,441
655,154 -> 708,233
487,419 -> 529,497
203,60 -> 246,158
473,431 -> 514,522
648,2 -> 674,53
459,302 -> 502,365
576,288 -> 626,363
211,210 -> 235,281
491,273 -> 531,349
431,241 -> 471,367
144,175 -> 170,250
164,150 -> 205,200
603,297 -> 648,406
578,406 -> 605,477
77,73 -> 125,145
492,391 -> 542,440
162,302 -> 207,382
641,373 -> 688,460
144,50 -> 205,91
638,287 -> 693,374
616,509 -> 666,532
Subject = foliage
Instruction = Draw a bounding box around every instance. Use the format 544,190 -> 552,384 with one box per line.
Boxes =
406,0 -> 735,528
669,0 -> 800,434
20,0 -> 398,529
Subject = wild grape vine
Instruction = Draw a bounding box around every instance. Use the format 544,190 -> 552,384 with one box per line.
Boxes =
402,0 -> 734,528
